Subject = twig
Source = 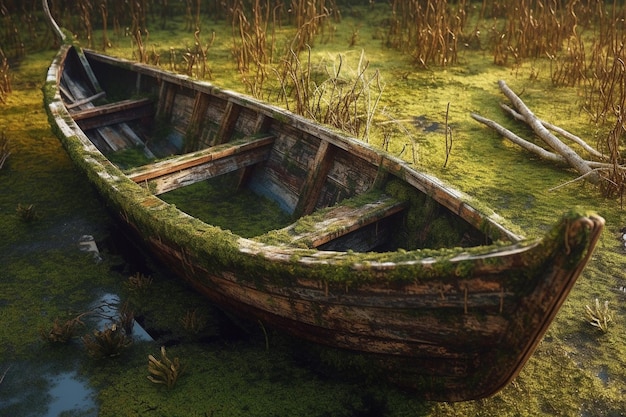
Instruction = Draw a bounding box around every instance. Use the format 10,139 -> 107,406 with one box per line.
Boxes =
0,365 -> 10,385
548,169 -> 616,191
443,102 -> 452,168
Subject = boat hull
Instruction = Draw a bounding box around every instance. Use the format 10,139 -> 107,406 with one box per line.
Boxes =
44,43 -> 604,401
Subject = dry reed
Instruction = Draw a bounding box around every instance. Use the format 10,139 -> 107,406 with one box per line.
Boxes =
274,48 -> 383,141
0,48 -> 10,104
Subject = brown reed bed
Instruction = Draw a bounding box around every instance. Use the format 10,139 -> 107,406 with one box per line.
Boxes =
385,0 -> 467,69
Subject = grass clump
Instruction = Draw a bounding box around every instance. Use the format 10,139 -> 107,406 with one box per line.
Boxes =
147,346 -> 184,389
40,314 -> 86,344
125,272 -> 153,291
585,298 -> 613,333
82,323 -> 133,359
15,203 -> 39,222
179,308 -> 206,334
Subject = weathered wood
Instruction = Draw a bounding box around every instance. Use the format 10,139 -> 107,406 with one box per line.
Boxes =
498,80 -> 600,183
471,112 -> 623,172
72,98 -> 154,130
94,125 -> 130,151
215,101 -> 241,145
127,135 -> 275,193
61,76 -> 93,105
471,113 -> 567,164
66,91 -> 106,109
44,40 -> 606,401
156,81 -> 177,120
253,113 -> 271,133
184,92 -> 212,152
293,140 -> 337,217
283,195 -> 407,248
72,97 -> 152,120
75,48 -> 102,93
498,103 -> 606,160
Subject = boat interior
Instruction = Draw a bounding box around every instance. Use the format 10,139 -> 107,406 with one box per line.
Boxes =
59,47 -> 496,253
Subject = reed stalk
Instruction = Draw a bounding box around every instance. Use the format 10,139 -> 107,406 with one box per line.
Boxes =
275,47 -> 383,141
386,0 -> 464,68
0,131 -> 10,169
100,1 -> 111,50
0,49 -> 10,104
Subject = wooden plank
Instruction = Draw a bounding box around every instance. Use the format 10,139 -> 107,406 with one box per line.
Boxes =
62,76 -> 94,105
127,135 -> 275,192
145,147 -> 272,194
234,114 -> 272,189
66,91 -> 106,109
72,98 -> 154,130
156,81 -> 177,120
293,140 -> 337,217
253,113 -> 271,133
184,92 -> 211,152
284,195 -> 407,248
118,124 -> 156,159
59,85 -> 75,103
72,98 -> 153,120
95,125 -> 128,151
75,48 -> 102,92
215,101 -> 241,145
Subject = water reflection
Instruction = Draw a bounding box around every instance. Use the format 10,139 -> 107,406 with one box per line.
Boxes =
0,361 -> 96,417
47,371 -> 96,417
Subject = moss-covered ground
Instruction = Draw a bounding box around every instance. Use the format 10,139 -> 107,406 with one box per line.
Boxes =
1,4 -> 625,416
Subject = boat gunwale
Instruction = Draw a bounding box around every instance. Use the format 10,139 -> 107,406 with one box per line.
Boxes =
43,44 -> 602,276
82,47 -> 522,241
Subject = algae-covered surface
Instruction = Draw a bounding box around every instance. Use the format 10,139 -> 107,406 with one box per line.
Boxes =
1,4 -> 626,416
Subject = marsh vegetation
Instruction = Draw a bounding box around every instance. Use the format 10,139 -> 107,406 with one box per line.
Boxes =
1,1 -> 625,416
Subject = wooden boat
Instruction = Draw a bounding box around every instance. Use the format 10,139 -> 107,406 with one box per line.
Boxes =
43,10 -> 603,401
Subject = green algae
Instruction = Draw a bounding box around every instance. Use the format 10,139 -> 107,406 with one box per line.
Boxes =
2,3 -> 626,417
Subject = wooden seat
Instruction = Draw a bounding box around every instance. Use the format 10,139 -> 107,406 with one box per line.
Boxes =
127,135 -> 275,194
61,68 -> 154,156
282,194 -> 407,250
71,98 -> 154,130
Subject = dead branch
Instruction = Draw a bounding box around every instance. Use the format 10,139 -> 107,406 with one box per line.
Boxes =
498,103 -> 606,161
497,80 -> 600,184
471,112 -> 624,171
470,113 -> 565,164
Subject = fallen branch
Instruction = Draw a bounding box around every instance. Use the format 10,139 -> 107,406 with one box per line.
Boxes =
470,113 -> 564,163
498,103 -> 607,161
471,112 -> 624,171
498,80 -> 600,183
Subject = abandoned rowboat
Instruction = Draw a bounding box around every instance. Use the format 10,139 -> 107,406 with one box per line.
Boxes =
43,33 -> 604,400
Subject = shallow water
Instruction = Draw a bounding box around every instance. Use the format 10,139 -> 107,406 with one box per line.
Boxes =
46,371 -> 97,417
